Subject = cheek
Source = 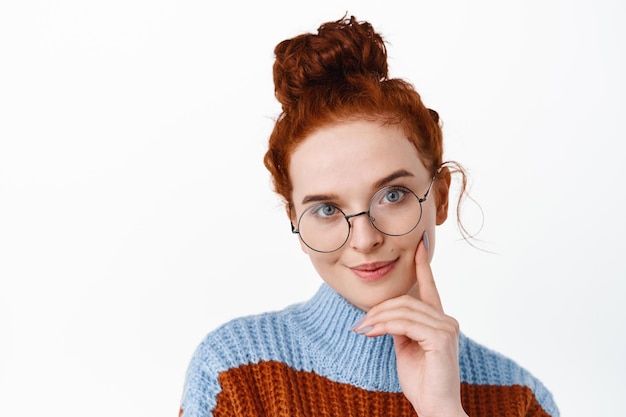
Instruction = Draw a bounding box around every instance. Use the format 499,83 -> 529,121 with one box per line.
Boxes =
298,237 -> 309,254
306,251 -> 340,273
396,211 -> 436,259
392,228 -> 423,256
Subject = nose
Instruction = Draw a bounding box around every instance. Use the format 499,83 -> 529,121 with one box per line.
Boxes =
347,212 -> 383,252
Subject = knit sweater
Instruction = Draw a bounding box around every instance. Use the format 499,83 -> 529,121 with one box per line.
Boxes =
180,284 -> 559,416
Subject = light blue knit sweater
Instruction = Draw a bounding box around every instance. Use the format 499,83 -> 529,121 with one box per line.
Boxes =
180,284 -> 559,416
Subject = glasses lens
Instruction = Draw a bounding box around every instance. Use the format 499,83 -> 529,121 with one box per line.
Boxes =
369,186 -> 422,236
297,204 -> 349,253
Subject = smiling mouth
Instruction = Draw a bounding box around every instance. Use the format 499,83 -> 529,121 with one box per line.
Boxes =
350,260 -> 397,281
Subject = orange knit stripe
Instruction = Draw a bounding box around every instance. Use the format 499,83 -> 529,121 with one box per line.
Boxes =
210,361 -> 551,417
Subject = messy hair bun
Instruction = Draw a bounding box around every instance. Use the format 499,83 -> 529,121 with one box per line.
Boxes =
273,16 -> 388,110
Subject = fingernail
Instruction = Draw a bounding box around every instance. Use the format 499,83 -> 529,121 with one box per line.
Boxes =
349,316 -> 365,331
423,230 -> 430,250
357,325 -> 373,335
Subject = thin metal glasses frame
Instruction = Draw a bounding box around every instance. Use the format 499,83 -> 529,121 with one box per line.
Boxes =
290,170 -> 440,253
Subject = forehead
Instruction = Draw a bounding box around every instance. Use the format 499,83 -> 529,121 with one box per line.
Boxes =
289,120 -> 429,202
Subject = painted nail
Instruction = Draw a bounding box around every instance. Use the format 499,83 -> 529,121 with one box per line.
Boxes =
349,316 -> 365,331
357,325 -> 374,335
423,230 -> 430,250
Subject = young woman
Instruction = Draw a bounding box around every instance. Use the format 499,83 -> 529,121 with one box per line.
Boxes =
179,16 -> 559,417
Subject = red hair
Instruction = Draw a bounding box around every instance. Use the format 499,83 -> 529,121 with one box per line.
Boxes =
264,16 -> 468,228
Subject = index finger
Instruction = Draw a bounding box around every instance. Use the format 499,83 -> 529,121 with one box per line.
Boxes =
415,231 -> 444,312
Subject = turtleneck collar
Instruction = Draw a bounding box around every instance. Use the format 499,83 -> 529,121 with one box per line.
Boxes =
288,284 -> 402,392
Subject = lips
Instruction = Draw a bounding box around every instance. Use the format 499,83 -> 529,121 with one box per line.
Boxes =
349,260 -> 397,281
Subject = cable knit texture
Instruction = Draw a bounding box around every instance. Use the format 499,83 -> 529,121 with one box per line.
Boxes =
180,284 -> 559,416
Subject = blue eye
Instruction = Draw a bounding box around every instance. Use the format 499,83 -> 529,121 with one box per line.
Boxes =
383,188 -> 406,203
311,204 -> 338,218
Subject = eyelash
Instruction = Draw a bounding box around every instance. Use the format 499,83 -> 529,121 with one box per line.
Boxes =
307,184 -> 412,211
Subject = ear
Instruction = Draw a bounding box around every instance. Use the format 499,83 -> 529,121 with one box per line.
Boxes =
434,167 -> 451,225
287,204 -> 310,254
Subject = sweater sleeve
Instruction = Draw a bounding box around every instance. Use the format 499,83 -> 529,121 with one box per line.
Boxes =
525,376 -> 559,417
458,334 -> 560,417
179,338 -> 225,417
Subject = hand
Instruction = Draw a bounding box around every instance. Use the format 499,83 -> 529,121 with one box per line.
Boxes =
351,232 -> 467,417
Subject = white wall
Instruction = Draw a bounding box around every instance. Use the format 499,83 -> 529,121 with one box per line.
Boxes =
1,1 -> 624,416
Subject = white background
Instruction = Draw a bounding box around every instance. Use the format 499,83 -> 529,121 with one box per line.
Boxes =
1,1 -> 624,416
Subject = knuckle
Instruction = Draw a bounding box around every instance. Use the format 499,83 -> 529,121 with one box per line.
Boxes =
448,316 -> 461,333
433,317 -> 460,344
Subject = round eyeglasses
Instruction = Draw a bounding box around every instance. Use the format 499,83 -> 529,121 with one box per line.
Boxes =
291,175 -> 437,253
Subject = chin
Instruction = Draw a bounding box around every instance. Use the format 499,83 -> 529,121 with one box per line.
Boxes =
350,283 -> 417,311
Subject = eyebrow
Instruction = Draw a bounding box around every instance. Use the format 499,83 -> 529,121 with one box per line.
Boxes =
373,169 -> 415,189
300,169 -> 415,205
